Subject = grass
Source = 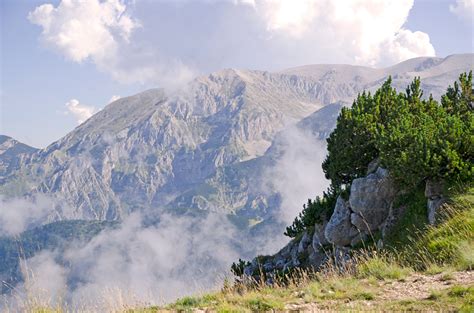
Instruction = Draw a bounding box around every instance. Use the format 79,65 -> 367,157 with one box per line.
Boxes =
401,186 -> 474,271
356,255 -> 411,280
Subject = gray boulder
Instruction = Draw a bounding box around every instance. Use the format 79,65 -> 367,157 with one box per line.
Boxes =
298,231 -> 312,253
324,196 -> 358,246
312,221 -> 329,250
425,179 -> 446,224
349,167 -> 396,231
428,197 -> 447,224
381,204 -> 407,239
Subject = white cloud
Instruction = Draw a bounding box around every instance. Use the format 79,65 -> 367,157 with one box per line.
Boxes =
65,99 -> 98,124
28,0 -> 195,88
19,252 -> 67,309
450,0 -> 474,23
380,28 -> 435,64
28,0 -> 138,63
109,95 -> 121,103
2,211 -> 285,310
258,0 -> 317,36
251,0 -> 435,65
0,195 -> 56,236
29,0 -> 435,88
264,127 -> 329,224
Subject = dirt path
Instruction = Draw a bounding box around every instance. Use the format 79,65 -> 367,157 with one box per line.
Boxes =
378,271 -> 473,301
286,271 -> 474,312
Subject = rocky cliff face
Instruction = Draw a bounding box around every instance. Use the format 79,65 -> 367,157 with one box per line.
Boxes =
0,136 -> 38,186
243,165 -> 457,282
243,166 -> 400,280
0,54 -> 472,228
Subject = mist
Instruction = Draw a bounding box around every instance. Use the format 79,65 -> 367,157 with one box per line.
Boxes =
264,126 -> 330,225
0,195 -> 57,236
0,107 -> 333,311
3,209 -> 285,310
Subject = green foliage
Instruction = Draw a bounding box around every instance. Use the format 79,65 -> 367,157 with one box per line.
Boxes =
284,188 -> 338,238
383,184 -> 428,247
287,71 -> 474,238
322,79 -> 397,188
376,75 -> 473,186
244,296 -> 284,311
231,258 -> 250,278
395,185 -> 474,271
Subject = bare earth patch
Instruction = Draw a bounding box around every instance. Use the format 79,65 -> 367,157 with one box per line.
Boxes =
378,271 -> 474,301
286,271 -> 474,312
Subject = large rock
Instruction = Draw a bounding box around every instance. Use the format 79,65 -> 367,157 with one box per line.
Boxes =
298,231 -> 312,253
381,204 -> 407,239
324,196 -> 358,246
349,167 -> 397,231
428,197 -> 447,224
312,221 -> 329,250
425,179 -> 446,224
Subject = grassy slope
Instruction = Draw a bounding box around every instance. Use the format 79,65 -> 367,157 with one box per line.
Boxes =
145,186 -> 474,312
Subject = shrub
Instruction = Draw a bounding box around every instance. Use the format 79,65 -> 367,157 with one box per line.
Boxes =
284,188 -> 338,238
286,72 -> 473,238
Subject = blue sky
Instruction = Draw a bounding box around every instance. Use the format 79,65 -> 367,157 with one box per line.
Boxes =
1,0 -> 473,148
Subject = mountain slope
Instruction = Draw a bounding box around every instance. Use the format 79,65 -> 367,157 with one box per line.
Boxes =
0,136 -> 37,182
1,54 -> 472,224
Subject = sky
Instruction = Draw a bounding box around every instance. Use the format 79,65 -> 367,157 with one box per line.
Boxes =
0,0 -> 473,148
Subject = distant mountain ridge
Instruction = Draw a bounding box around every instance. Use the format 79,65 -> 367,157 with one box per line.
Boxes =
1,54 -> 472,226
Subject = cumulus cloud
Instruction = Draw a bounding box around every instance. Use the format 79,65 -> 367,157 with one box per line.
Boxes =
28,0 -> 435,88
65,99 -> 98,124
28,0 -> 138,63
253,0 -> 435,65
450,0 -> 474,23
28,0 -> 195,88
257,0 -> 318,37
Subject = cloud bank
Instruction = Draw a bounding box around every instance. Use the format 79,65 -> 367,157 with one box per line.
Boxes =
28,0 -> 435,88
3,210 -> 286,310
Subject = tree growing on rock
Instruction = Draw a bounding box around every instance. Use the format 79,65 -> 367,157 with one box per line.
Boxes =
286,72 -> 474,238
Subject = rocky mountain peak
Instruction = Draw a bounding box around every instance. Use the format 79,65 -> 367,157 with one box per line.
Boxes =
1,54 -> 472,224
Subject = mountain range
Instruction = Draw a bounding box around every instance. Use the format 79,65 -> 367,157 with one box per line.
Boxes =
1,53 -> 473,300
2,54 -> 472,227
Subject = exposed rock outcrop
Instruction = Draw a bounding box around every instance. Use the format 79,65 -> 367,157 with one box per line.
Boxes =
349,167 -> 397,233
244,166 -> 401,280
425,179 -> 446,224
325,196 -> 358,246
